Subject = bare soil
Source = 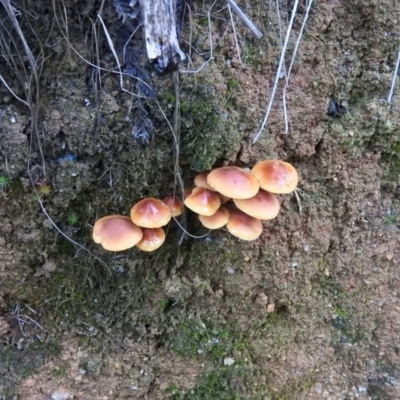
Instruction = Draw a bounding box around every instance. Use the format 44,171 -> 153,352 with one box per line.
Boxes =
1,0 -> 400,399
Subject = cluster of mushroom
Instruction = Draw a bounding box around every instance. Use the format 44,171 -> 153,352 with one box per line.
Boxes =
185,160 -> 298,240
92,160 -> 298,251
93,195 -> 183,252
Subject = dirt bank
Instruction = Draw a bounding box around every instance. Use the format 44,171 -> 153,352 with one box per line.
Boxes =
1,0 -> 400,399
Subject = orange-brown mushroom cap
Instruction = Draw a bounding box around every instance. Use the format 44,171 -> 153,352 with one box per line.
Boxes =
184,187 -> 221,216
251,160 -> 298,194
226,208 -> 263,240
207,166 -> 260,199
93,215 -> 143,251
194,172 -> 214,190
136,227 -> 166,252
163,195 -> 184,217
131,198 -> 171,228
233,189 -> 280,220
199,206 -> 230,229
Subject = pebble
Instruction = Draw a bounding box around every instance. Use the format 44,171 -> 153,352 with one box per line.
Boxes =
223,357 -> 235,366
51,389 -> 72,400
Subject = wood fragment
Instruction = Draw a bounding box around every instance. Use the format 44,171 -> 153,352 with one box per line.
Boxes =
139,0 -> 186,74
227,0 -> 263,40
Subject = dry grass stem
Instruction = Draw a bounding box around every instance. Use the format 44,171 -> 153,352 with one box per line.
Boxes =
252,0 -> 300,143
388,46 -> 400,104
181,0 -> 217,74
227,2 -> 242,66
282,0 -> 314,133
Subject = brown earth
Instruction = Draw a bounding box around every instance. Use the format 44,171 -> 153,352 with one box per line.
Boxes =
1,0 -> 400,399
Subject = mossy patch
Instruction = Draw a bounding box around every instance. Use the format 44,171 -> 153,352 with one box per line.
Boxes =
0,339 -> 60,397
169,319 -> 249,361
179,84 -> 240,171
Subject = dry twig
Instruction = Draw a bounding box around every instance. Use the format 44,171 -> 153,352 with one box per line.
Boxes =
388,46 -> 400,104
227,0 -> 263,39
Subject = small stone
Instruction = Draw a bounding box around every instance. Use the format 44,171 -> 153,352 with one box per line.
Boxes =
223,357 -> 235,366
0,319 -> 10,336
50,110 -> 62,120
266,303 -> 275,313
255,292 -> 268,307
43,219 -> 54,229
22,378 -> 36,388
34,258 -> 57,277
51,389 -> 72,400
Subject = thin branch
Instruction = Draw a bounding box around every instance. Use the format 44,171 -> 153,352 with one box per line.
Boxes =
181,0 -> 216,74
253,0 -> 299,143
227,0 -> 263,39
227,2 -> 242,66
388,46 -> 400,104
282,0 -> 314,133
286,0 -> 314,80
0,73 -> 30,108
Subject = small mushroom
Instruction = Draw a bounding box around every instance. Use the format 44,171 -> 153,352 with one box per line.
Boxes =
226,208 -> 262,240
184,187 -> 221,216
131,198 -> 171,228
194,172 -> 214,190
233,189 -> 280,220
199,206 -> 230,229
251,160 -> 298,194
207,166 -> 259,199
136,227 -> 166,251
93,215 -> 143,251
163,195 -> 184,217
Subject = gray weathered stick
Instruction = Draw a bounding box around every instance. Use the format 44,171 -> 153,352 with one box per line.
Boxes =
227,0 -> 263,40
139,0 -> 186,73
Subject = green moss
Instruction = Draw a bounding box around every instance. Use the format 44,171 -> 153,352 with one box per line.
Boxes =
180,86 -> 237,171
179,368 -> 248,400
199,16 -> 209,27
260,312 -> 282,331
9,178 -> 24,197
383,212 -> 398,225
158,91 -> 176,105
159,298 -> 170,309
170,320 -> 249,362
243,43 -> 264,68
0,340 -> 61,396
227,78 -> 240,93
66,212 -> 79,225
0,174 -> 11,189
51,365 -> 67,377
